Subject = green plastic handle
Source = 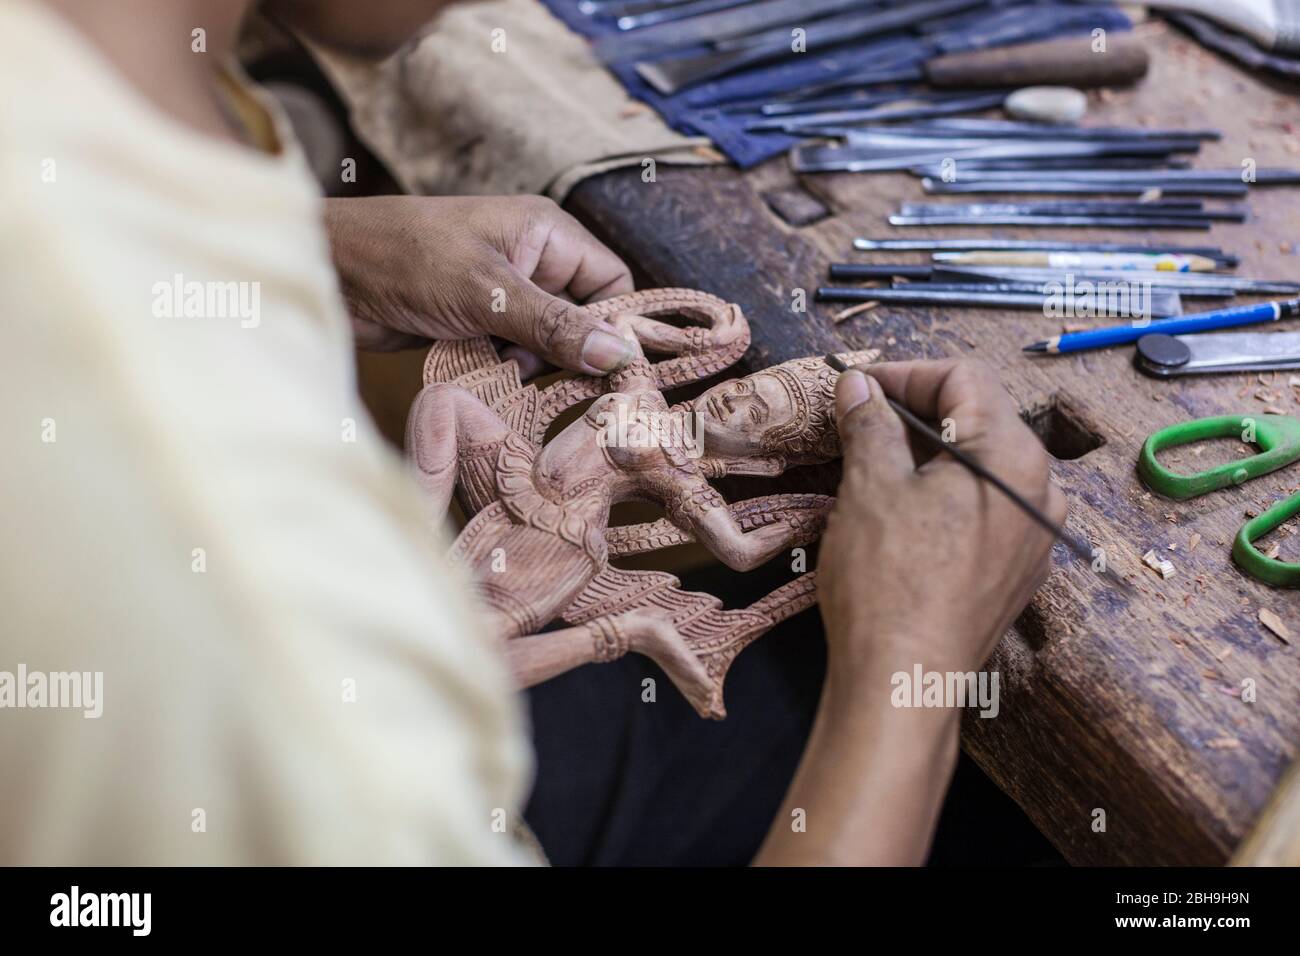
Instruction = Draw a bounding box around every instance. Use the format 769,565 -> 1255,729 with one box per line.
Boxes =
1233,492 -> 1300,588
1138,415 -> 1300,501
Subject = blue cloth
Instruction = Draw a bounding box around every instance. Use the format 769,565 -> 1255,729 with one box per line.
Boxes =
540,0 -> 1133,168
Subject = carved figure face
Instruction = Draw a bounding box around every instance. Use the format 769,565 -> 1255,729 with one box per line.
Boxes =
694,371 -> 795,458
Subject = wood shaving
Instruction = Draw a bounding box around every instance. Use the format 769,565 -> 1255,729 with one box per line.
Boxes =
831,301 -> 879,324
1189,532 -> 1202,552
1206,738 -> 1240,750
1264,542 -> 1282,560
1142,548 -> 1177,579
1259,608 -> 1291,644
1215,646 -> 1234,662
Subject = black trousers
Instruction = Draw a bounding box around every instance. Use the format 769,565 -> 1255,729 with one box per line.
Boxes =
524,564 -> 1061,867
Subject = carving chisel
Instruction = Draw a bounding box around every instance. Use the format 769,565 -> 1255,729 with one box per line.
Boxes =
816,286 -> 1183,317
822,353 -> 1133,592
596,0 -> 864,59
609,0 -> 750,31
757,92 -> 1014,134
888,214 -> 1214,229
635,0 -> 988,94
933,266 -> 1300,293
851,239 -> 1236,265
898,201 -> 1248,222
900,118 -> 1222,141
792,138 -> 1197,173
908,167 -> 1300,183
921,179 -> 1249,197
824,264 -> 1234,298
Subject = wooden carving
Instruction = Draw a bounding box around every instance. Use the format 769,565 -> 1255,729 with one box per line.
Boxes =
407,289 -> 877,718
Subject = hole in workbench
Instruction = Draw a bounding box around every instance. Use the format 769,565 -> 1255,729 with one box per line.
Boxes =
1023,397 -> 1105,462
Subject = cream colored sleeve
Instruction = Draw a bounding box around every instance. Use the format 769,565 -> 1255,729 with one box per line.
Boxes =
0,234 -> 535,865
0,3 -> 534,862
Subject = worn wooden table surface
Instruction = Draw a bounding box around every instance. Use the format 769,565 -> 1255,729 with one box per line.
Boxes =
565,20 -> 1300,865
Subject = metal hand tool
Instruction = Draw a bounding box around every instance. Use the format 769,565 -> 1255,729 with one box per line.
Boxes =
816,285 -> 1182,317
596,0 -> 862,59
887,213 -> 1213,229
898,200 -> 1248,222
635,0 -> 988,94
936,265 -> 1300,293
822,354 -> 1132,591
792,138 -> 1197,173
921,178 -> 1249,197
912,118 -> 1222,141
609,0 -> 750,32
851,238 -> 1236,265
754,91 -> 1012,133
827,263 -> 1237,296
1139,415 -> 1300,587
906,167 -> 1300,183
1135,331 -> 1300,376
906,157 -> 1196,174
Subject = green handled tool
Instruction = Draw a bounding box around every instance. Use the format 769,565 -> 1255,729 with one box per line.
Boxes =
1138,414 -> 1300,587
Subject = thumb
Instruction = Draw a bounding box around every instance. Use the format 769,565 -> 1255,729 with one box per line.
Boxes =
489,272 -> 635,375
835,369 -> 915,483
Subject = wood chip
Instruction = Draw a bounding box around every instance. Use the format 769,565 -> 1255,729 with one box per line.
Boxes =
1142,548 -> 1177,579
1259,608 -> 1291,644
1206,737 -> 1240,750
1264,542 -> 1282,559
691,145 -> 726,162
1189,532 -> 1202,552
619,102 -> 651,119
1215,646 -> 1234,662
831,301 -> 879,324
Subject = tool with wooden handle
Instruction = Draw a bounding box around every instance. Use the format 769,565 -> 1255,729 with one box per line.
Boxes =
924,32 -> 1150,88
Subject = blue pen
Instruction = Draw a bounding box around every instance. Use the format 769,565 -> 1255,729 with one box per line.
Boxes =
1024,298 -> 1300,354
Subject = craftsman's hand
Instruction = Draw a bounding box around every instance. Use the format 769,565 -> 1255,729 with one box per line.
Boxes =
819,358 -> 1064,681
756,359 -> 1064,867
324,195 -> 638,375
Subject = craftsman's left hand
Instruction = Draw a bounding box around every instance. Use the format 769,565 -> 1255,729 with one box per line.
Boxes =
324,195 -> 638,376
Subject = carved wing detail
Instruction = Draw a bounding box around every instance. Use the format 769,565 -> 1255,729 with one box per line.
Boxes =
605,493 -> 835,558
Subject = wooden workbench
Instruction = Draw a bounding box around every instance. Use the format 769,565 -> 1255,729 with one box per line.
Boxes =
564,20 -> 1300,866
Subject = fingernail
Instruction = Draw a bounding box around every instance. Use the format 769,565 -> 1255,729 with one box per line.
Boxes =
582,327 -> 634,372
836,369 -> 872,420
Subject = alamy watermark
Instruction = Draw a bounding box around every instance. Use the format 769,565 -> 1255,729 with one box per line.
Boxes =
152,273 -> 260,328
0,665 -> 103,718
1044,274 -> 1155,324
891,664 -> 1000,718
595,404 -> 705,459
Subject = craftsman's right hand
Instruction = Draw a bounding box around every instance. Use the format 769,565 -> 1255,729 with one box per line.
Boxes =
818,359 -> 1066,684
324,195 -> 638,376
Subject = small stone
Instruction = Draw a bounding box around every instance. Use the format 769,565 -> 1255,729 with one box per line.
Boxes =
1005,86 -> 1088,124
